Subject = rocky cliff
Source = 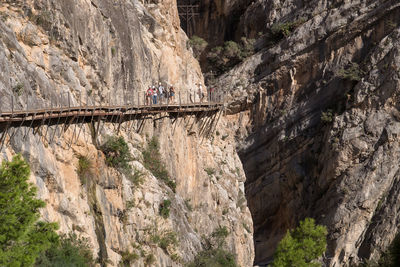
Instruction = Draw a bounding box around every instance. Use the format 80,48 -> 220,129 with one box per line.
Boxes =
0,0 -> 253,266
3,0 -> 400,266
206,0 -> 400,266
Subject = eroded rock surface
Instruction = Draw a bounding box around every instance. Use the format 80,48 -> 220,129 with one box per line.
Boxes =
211,0 -> 400,265
0,0 -> 253,266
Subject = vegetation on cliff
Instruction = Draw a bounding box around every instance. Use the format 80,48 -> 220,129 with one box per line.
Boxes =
188,226 -> 237,267
362,234 -> 400,267
0,155 -> 94,267
35,233 -> 95,267
0,155 -> 59,266
189,35 -> 208,59
206,38 -> 255,75
142,136 -> 176,191
101,135 -> 143,186
101,135 -> 133,170
273,218 -> 327,267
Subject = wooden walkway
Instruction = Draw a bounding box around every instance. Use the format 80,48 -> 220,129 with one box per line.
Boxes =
0,102 -> 223,131
0,100 -> 224,148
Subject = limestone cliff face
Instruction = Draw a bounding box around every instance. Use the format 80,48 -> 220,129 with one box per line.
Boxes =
0,0 -> 253,266
209,0 -> 400,266
181,0 -> 254,45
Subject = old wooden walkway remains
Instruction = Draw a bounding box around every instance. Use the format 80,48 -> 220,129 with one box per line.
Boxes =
0,92 -> 224,149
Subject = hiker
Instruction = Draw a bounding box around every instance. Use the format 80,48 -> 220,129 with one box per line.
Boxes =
146,86 -> 153,105
169,85 -> 175,103
208,87 -> 214,102
198,83 -> 204,102
164,85 -> 169,103
158,82 -> 164,103
152,85 -> 158,104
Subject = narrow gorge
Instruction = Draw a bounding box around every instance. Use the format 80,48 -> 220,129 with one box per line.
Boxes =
1,0 -> 400,267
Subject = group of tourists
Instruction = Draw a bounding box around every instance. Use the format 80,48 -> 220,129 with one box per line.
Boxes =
144,82 -> 218,105
146,82 -> 175,105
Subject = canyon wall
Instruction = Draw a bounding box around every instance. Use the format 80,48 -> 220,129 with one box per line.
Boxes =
0,0 -> 253,266
3,0 -> 400,266
209,0 -> 400,265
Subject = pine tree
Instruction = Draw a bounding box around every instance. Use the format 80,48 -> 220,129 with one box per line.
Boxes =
273,218 -> 327,267
0,155 -> 58,266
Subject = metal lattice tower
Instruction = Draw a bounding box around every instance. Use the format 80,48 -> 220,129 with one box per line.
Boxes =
177,0 -> 200,37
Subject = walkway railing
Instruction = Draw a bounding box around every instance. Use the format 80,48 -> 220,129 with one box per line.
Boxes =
0,89 -> 225,149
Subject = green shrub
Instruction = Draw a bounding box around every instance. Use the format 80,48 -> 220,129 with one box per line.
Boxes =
212,226 -> 229,248
158,231 -> 178,252
386,234 -> 400,266
240,37 -> 256,58
130,167 -> 144,186
0,11 -> 9,22
30,10 -> 53,31
212,226 -> 229,240
142,137 -> 176,191
270,18 -> 305,42
271,22 -> 293,38
188,226 -> 237,267
185,199 -> 193,212
77,155 -> 91,185
272,218 -> 327,267
321,109 -> 334,124
189,35 -> 208,59
204,167 -> 216,177
35,233 -> 95,267
222,208 -> 229,215
224,41 -> 242,60
362,233 -> 400,267
171,253 -> 182,263
101,136 -> 143,186
243,223 -> 251,233
101,135 -> 132,170
119,250 -> 139,266
145,253 -> 155,266
386,20 -> 397,30
159,199 -> 172,219
126,200 -> 135,210
338,63 -> 365,81
151,230 -> 179,258
13,83 -> 24,96
188,248 -> 237,267
221,134 -> 229,141
206,38 -> 255,75
0,155 -> 59,267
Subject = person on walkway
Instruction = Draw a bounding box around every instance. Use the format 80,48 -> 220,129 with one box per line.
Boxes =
146,86 -> 153,105
164,85 -> 169,103
169,85 -> 175,103
152,85 -> 158,104
197,83 -> 204,102
208,87 -> 214,102
158,82 -> 164,103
